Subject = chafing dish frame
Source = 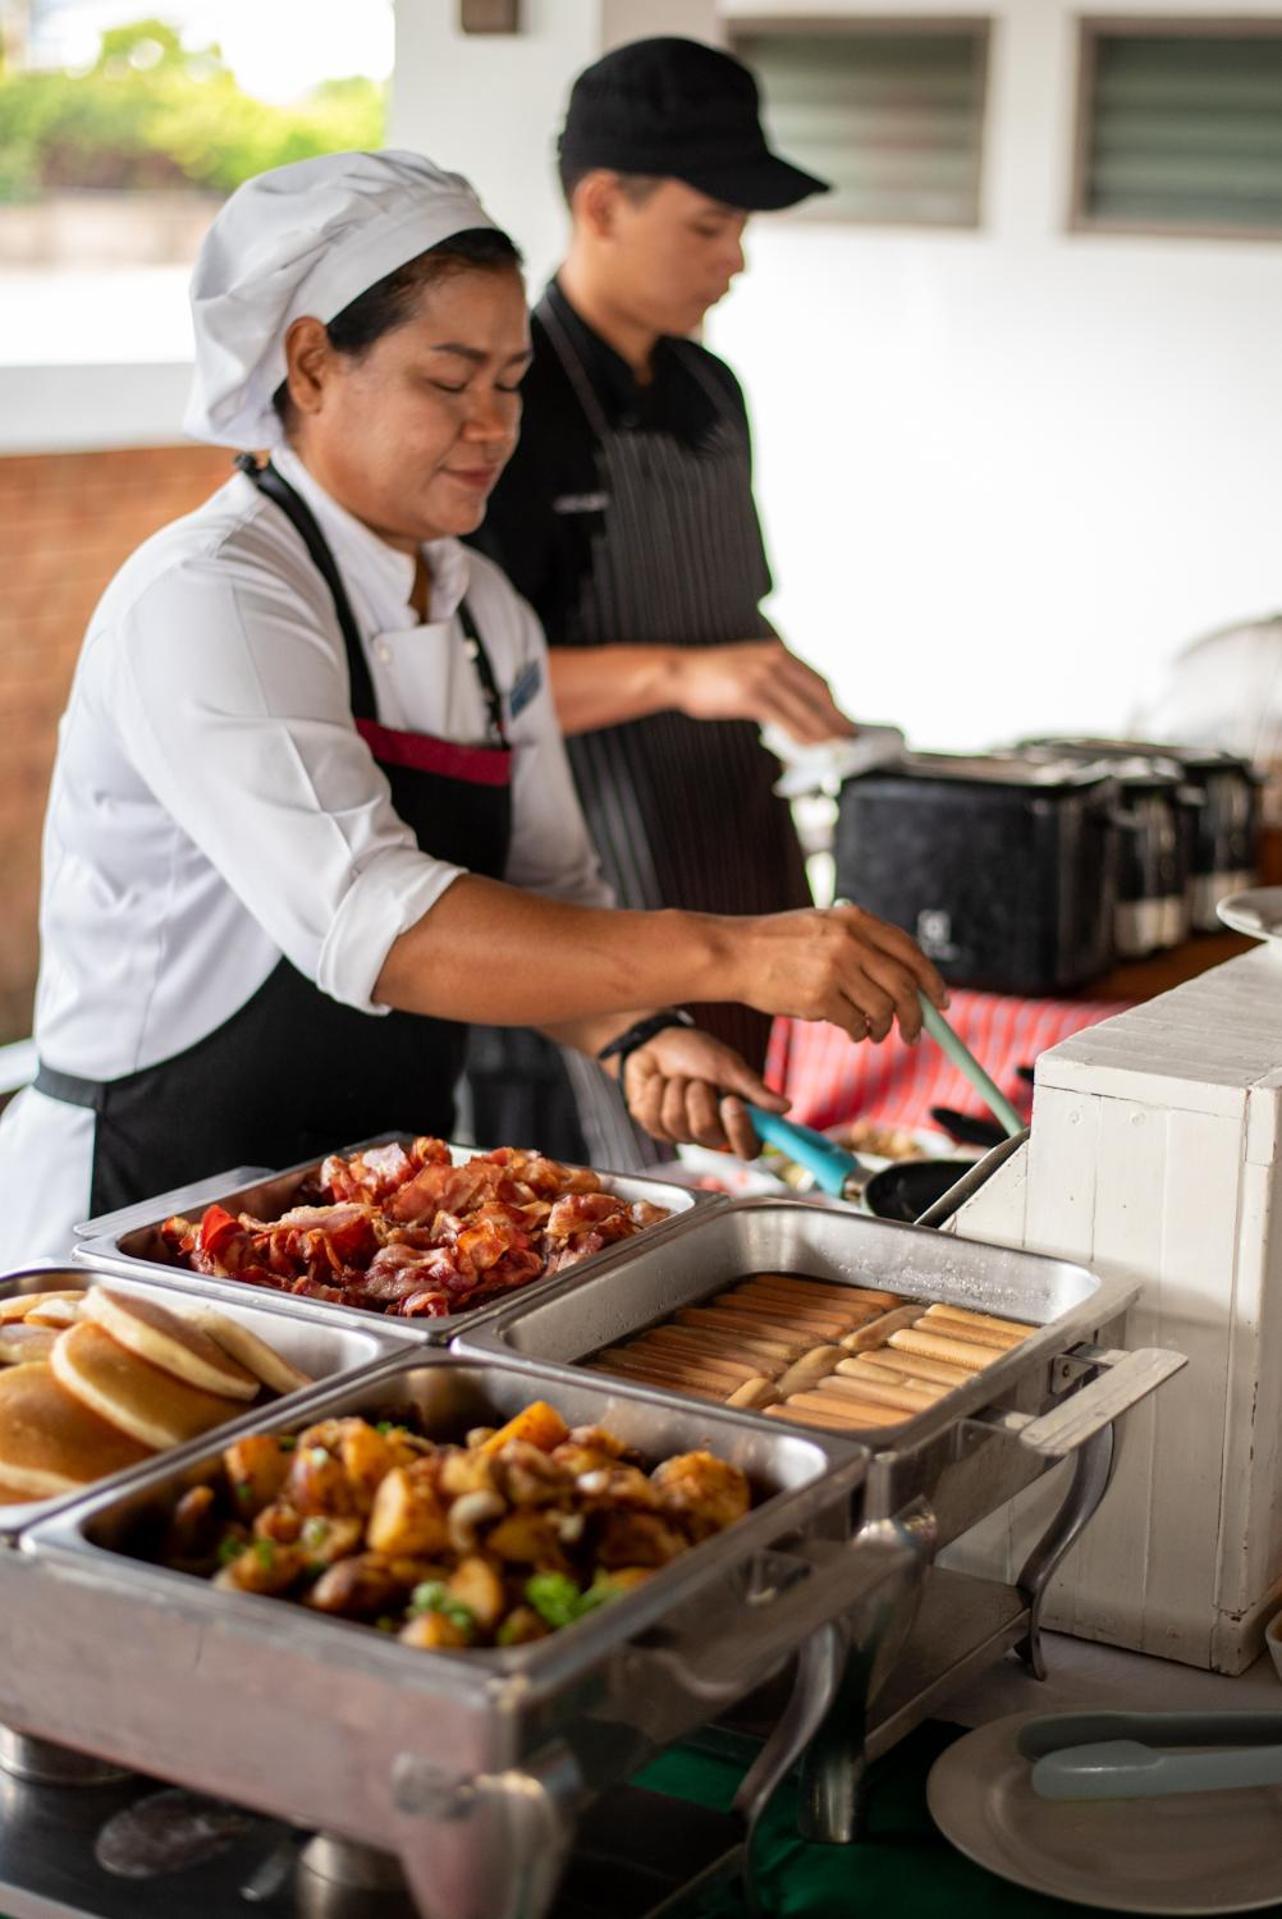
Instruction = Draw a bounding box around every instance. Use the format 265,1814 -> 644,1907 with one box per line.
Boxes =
73,1136 -> 713,1344
456,1197 -> 1185,1837
14,1350 -> 932,1919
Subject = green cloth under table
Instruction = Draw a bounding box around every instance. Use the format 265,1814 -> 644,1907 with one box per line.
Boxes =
636,1721 -> 1282,1918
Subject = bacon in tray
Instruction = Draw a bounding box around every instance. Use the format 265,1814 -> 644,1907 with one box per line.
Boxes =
160,1137 -> 670,1320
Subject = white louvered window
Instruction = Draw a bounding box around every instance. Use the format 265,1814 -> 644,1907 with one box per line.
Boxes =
1072,20 -> 1282,239
730,21 -> 991,228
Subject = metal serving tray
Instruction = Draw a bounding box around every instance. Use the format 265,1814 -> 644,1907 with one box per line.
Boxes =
15,1352 -> 931,1919
0,1261 -> 404,1539
73,1137 -> 709,1344
458,1198 -> 1176,1547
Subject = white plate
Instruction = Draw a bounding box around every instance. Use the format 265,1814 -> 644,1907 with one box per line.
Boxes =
1217,888 -> 1282,944
927,1712 -> 1282,1914
667,1145 -> 789,1198
824,1123 -> 969,1164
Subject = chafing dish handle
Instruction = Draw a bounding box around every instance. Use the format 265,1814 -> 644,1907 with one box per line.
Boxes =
73,1167 -> 273,1240
913,1128 -> 1028,1228
1007,1346 -> 1187,1458
643,1503 -> 937,1703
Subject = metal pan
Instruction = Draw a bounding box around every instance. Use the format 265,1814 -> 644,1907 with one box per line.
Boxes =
459,1194 -> 1131,1438
16,1353 -> 929,1919
454,1196 -> 1180,1549
73,1137 -> 712,1343
0,1261 -> 404,1538
866,1154 -> 995,1223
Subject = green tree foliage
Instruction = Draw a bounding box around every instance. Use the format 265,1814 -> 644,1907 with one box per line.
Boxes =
0,18 -> 385,201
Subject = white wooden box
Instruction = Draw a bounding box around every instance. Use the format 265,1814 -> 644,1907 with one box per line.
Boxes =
945,946 -> 1282,1673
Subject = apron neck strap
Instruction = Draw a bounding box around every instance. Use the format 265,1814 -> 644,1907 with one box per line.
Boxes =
534,297 -> 613,444
236,455 -> 506,743
237,453 -> 375,720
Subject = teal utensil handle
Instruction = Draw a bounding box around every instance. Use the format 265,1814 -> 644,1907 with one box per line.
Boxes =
745,1107 -> 864,1199
1032,1737 -> 1282,1802
918,995 -> 1025,1139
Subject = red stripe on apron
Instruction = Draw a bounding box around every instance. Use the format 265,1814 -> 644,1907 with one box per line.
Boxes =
357,719 -> 512,788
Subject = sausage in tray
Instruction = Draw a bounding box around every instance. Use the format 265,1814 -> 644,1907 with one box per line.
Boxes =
583,1276 -> 1033,1432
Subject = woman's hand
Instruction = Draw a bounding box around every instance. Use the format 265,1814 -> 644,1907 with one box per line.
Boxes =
670,640 -> 853,746
726,903 -> 949,1046
620,1027 -> 788,1160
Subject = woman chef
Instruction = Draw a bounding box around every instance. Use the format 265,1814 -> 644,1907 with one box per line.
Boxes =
0,150 -> 944,1261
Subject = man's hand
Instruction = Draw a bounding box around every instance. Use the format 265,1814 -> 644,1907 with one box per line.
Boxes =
620,1026 -> 788,1160
671,640 -> 853,746
727,903 -> 949,1046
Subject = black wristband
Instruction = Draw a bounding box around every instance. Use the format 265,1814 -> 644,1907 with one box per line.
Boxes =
597,1008 -> 695,1081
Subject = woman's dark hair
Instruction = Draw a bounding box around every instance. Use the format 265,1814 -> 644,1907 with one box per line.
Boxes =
273,226 -> 522,429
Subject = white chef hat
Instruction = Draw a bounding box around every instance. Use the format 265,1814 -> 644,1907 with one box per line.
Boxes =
184,148 -> 499,450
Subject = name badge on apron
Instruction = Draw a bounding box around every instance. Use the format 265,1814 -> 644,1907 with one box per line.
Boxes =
553,491 -> 611,515
507,657 -> 543,721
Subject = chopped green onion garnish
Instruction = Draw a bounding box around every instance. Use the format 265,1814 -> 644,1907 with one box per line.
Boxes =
408,1581 -> 475,1638
524,1572 -> 620,1629
408,1580 -> 450,1616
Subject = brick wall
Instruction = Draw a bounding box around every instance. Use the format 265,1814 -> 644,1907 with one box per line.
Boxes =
0,444 -> 232,1044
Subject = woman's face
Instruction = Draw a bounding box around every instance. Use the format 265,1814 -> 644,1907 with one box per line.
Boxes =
286,266 -> 531,552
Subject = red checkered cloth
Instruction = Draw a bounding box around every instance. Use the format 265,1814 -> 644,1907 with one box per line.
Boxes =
765,990 -> 1125,1133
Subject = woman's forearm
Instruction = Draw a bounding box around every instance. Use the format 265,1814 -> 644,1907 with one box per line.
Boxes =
373,875 -> 728,1026
375,882 -> 950,1050
547,645 -> 679,734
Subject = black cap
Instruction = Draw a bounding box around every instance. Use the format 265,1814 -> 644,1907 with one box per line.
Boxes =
558,37 -> 830,213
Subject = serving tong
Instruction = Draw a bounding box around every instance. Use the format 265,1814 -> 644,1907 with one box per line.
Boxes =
746,991 -> 1027,1209
1020,1711 -> 1282,1801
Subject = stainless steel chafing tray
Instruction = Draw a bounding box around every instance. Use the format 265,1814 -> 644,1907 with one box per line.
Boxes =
0,1261 -> 404,1538
73,1137 -> 709,1343
457,1197 -> 1185,1833
458,1197 -> 1169,1504
11,1352 -> 930,1919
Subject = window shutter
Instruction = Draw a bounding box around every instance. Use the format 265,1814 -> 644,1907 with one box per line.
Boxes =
732,25 -> 989,228
1078,27 -> 1282,236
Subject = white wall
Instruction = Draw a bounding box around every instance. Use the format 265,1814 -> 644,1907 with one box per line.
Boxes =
389,0 -> 718,289
389,0 -> 586,289
394,0 -> 1282,751
710,0 -> 1282,748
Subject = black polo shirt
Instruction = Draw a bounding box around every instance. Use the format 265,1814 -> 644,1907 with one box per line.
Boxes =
472,278 -> 771,645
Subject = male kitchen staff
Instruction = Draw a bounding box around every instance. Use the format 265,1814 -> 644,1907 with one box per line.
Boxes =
470,36 -> 852,1164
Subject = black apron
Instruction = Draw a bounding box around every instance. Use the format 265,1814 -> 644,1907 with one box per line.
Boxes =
537,291 -> 810,1017
471,298 -> 809,1170
35,460 -> 513,1216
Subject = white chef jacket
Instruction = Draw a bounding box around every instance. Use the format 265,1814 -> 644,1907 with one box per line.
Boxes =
0,446 -> 610,1263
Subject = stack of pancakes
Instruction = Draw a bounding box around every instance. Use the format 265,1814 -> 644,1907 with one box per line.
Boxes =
0,1287 -> 311,1504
